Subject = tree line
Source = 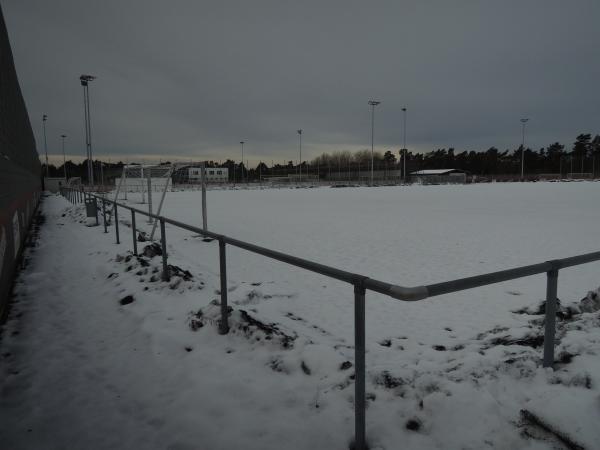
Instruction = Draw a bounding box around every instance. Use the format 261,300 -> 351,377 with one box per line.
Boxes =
307,133 -> 600,177
42,133 -> 600,183
43,160 -> 125,182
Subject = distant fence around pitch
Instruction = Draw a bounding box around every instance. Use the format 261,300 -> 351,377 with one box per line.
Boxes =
61,185 -> 600,450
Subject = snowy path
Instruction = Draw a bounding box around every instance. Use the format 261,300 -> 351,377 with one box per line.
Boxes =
0,196 -> 349,449
1,190 -> 600,450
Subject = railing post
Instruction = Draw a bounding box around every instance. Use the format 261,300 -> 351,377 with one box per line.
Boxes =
201,162 -> 207,231
147,174 -> 153,223
218,237 -> 229,334
160,218 -> 169,281
131,210 -> 138,256
114,203 -> 120,244
94,196 -> 99,226
543,268 -> 559,368
102,198 -> 108,233
353,280 -> 367,450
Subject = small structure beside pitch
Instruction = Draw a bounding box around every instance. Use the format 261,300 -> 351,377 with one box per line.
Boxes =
410,169 -> 467,184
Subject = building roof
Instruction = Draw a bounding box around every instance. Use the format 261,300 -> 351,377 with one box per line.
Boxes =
410,169 -> 464,175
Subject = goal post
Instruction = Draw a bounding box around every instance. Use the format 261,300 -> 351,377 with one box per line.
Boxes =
114,164 -> 172,198
112,162 -> 215,241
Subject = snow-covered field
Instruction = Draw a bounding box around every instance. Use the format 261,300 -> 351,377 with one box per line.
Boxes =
1,182 -> 599,449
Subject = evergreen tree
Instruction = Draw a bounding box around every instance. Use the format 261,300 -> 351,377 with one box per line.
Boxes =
383,150 -> 396,164
572,134 -> 591,173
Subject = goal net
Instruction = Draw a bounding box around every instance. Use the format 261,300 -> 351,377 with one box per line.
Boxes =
117,164 -> 173,196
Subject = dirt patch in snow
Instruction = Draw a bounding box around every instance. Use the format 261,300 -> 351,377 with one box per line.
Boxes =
513,288 -> 600,320
520,409 -> 585,450
191,301 -> 297,349
237,310 -> 296,349
142,243 -> 162,258
119,295 -> 135,306
486,334 -> 544,349
373,371 -> 405,389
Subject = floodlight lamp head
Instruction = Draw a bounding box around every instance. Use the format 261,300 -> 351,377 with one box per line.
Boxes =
297,129 -> 302,134
61,134 -> 67,138
80,74 -> 96,86
521,118 -> 529,123
240,141 -> 244,145
43,114 -> 47,121
368,100 -> 381,106
402,107 -> 407,112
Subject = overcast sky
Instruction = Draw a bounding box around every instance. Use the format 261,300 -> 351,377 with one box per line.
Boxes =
3,0 -> 600,166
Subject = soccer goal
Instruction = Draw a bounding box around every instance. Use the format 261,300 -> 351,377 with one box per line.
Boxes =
110,164 -> 174,239
112,162 -> 210,241
114,164 -> 173,201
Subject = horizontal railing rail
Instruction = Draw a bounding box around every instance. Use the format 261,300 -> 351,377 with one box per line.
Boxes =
59,186 -> 600,450
415,251 -> 600,299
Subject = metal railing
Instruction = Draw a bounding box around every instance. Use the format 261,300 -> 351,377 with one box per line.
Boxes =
60,186 -> 600,450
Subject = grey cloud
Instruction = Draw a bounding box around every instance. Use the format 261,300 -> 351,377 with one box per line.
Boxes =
3,0 -> 600,166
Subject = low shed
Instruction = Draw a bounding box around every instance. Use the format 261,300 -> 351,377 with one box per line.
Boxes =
410,169 -> 467,184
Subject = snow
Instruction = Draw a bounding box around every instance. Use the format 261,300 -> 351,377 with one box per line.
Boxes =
1,182 -> 600,450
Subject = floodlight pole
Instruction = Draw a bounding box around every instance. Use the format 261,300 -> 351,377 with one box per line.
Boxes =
81,79 -> 90,184
368,100 -> 381,186
559,155 -> 562,178
61,134 -> 67,179
297,129 -> 302,183
80,74 -> 96,186
402,107 -> 407,183
570,155 -> 573,179
240,141 -> 245,183
42,115 -> 49,178
520,118 -> 529,181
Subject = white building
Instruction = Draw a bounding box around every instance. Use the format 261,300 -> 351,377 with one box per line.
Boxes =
188,167 -> 228,183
